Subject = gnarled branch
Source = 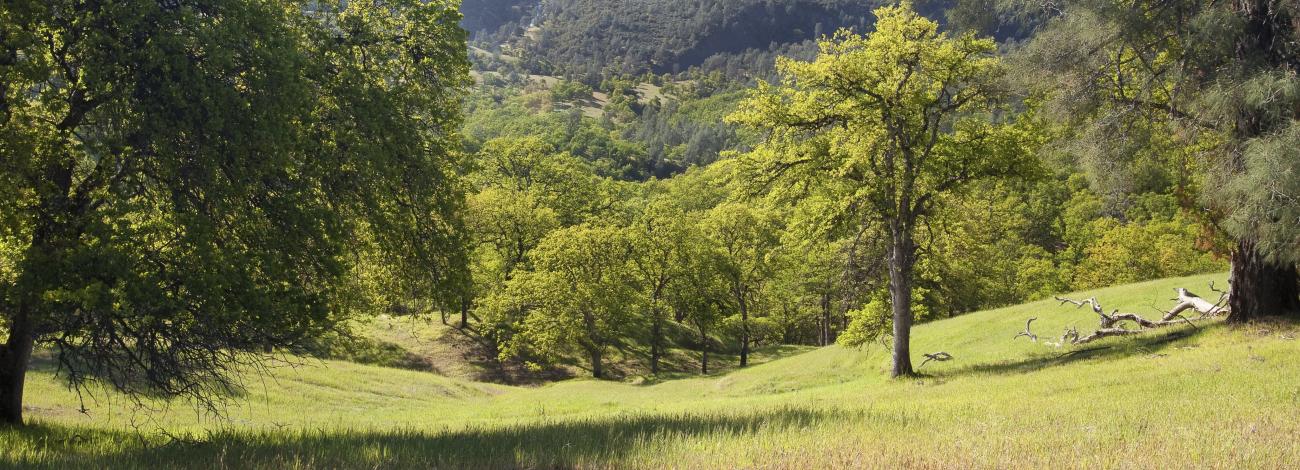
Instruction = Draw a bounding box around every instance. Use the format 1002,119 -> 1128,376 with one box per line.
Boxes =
1014,317 -> 1038,342
1045,286 -> 1222,345
918,351 -> 953,370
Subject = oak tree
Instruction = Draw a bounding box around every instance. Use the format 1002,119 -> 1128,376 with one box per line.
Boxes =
0,0 -> 469,423
728,3 -> 1034,376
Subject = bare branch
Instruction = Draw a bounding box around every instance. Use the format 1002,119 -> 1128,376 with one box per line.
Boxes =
1014,317 -> 1038,342
1047,287 -> 1220,345
918,351 -> 953,370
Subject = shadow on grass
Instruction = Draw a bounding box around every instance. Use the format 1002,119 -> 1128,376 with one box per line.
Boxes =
936,322 -> 1224,379
3,406 -> 856,469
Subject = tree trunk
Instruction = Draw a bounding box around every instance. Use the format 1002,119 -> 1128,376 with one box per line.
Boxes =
583,309 -> 602,378
888,222 -> 916,378
820,293 -> 831,346
589,347 -> 603,379
0,304 -> 34,425
699,327 -> 709,374
737,290 -> 750,368
649,285 -> 665,375
780,304 -> 793,344
459,296 -> 470,329
817,315 -> 825,347
1228,238 -> 1300,322
650,315 -> 662,375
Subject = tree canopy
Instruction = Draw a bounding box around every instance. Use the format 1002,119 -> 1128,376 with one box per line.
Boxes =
0,0 -> 470,424
728,3 -> 1036,376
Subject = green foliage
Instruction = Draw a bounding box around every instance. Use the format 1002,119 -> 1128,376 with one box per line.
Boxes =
550,80 -> 594,103
455,2 -> 1231,380
728,3 -> 1037,239
728,3 -> 1035,374
462,94 -> 654,180
625,198 -> 694,366
1019,0 -> 1300,270
1224,122 -> 1300,262
1074,216 -> 1227,289
838,299 -> 888,349
0,0 -> 469,409
501,225 -> 638,376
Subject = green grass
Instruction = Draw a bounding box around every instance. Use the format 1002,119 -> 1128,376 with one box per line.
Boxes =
4,273 -> 1299,468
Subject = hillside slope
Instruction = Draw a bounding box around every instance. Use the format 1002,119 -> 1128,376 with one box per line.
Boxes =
531,0 -> 887,74
469,0 -> 956,76
5,273 -> 1300,468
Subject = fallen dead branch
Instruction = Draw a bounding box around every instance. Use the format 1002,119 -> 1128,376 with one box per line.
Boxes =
1042,282 -> 1226,345
1162,287 -> 1227,319
1014,317 -> 1038,342
918,352 -> 953,370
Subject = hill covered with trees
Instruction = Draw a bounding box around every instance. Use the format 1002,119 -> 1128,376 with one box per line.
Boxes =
530,0 -> 891,76
467,0 -> 976,80
460,0 -> 539,38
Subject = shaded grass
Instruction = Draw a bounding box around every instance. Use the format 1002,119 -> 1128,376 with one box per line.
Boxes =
351,314 -> 810,384
4,273 -> 1300,468
2,407 -> 851,469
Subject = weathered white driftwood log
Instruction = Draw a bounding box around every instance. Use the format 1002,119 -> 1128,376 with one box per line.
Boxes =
1044,284 -> 1226,345
1163,285 -> 1228,319
1014,317 -> 1038,342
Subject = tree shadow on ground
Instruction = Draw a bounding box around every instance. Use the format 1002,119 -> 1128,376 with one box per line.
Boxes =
25,350 -> 253,402
932,322 -> 1224,379
3,406 -> 858,469
437,324 -> 575,385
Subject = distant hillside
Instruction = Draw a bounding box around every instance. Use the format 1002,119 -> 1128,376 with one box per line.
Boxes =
460,0 -> 1053,82
531,0 -> 909,75
460,0 -> 539,37
464,1 -> 962,77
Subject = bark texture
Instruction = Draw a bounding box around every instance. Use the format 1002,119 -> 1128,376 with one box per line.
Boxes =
1227,239 -> 1300,323
459,296 -> 470,329
0,306 -> 35,425
650,316 -> 662,375
888,222 -> 916,377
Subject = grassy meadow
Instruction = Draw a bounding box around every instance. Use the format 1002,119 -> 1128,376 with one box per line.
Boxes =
3,272 -> 1299,468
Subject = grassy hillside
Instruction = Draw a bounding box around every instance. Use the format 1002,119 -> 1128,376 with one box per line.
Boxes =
4,273 -> 1299,468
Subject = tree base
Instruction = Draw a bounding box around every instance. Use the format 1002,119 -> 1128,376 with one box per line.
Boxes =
1228,239 -> 1300,323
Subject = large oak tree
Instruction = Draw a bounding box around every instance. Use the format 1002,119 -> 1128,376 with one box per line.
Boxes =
0,0 -> 469,424
728,3 -> 1034,377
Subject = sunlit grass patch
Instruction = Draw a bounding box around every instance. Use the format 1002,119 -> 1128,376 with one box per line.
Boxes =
5,273 -> 1299,468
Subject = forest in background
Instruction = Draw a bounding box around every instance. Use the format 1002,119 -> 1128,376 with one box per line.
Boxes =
444,2 -> 1227,379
